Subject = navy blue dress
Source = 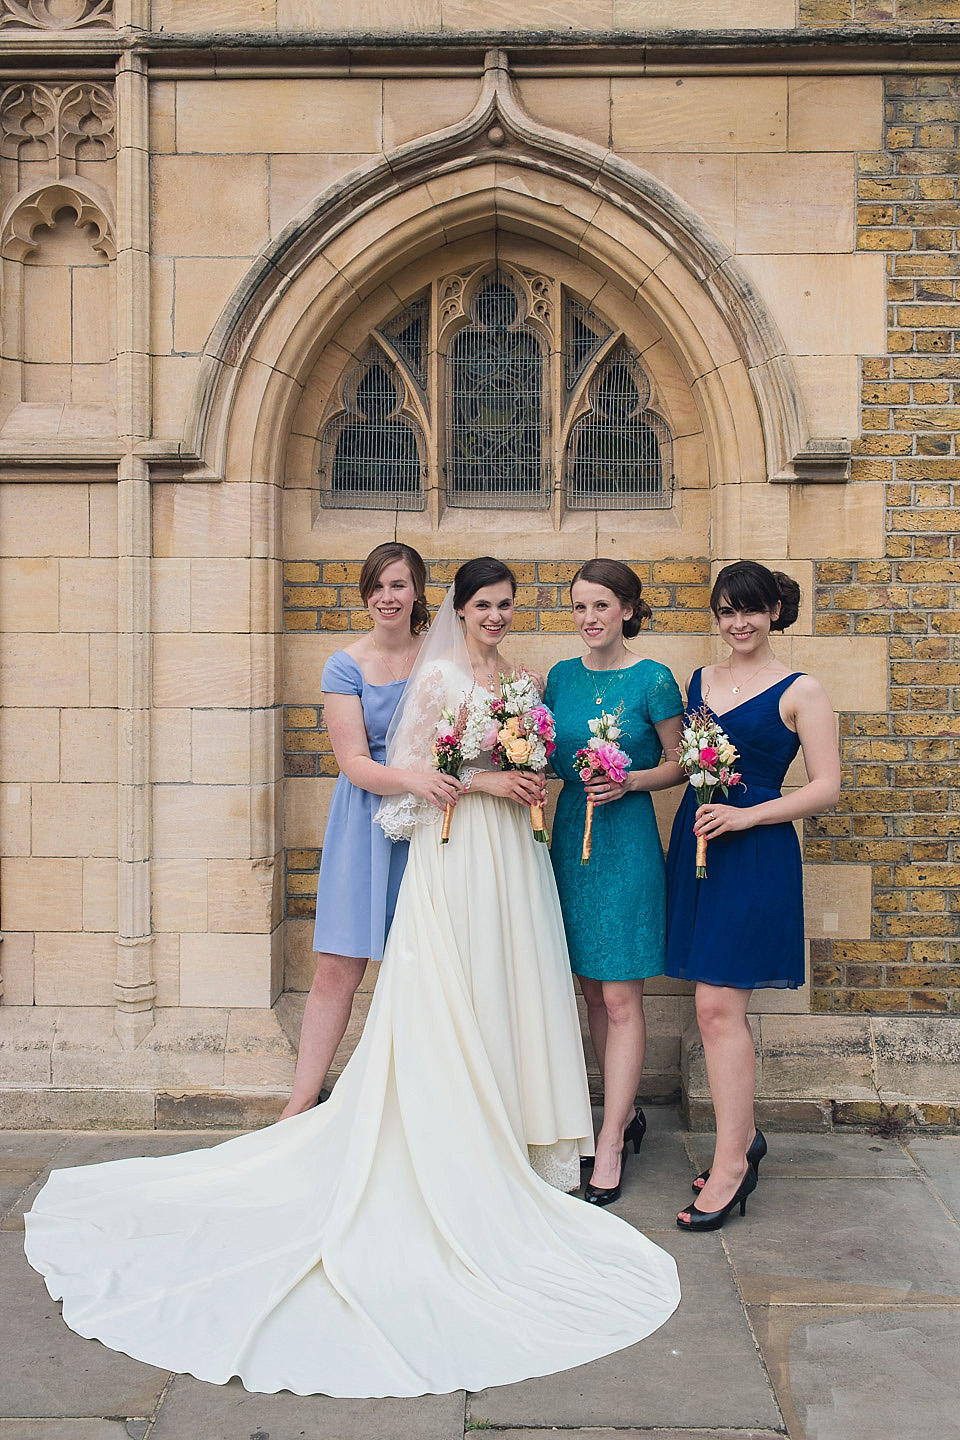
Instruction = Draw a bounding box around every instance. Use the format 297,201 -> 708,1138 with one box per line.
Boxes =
312,651 -> 408,963
665,669 -> 804,990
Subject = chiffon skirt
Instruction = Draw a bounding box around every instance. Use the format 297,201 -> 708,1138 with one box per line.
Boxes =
25,794 -> 680,1397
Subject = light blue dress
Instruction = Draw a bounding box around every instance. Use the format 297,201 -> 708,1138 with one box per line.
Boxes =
545,657 -> 683,982
312,651 -> 408,963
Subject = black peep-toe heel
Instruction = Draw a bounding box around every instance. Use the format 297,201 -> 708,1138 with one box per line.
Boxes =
692,1128 -> 766,1193
677,1165 -> 757,1232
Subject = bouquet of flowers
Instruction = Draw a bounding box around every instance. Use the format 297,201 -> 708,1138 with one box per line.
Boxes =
488,672 -> 556,842
432,694 -> 491,843
573,707 -> 632,865
676,704 -> 743,878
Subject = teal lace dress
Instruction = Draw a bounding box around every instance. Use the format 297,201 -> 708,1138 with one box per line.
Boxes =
545,657 -> 683,982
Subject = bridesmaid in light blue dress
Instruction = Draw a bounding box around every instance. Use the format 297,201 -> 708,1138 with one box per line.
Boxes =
546,559 -> 684,1208
281,543 -> 461,1118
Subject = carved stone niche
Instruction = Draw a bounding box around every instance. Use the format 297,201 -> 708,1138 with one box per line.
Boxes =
1,178 -> 116,260
0,0 -> 114,29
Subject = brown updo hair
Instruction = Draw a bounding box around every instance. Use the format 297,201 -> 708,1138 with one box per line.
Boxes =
359,542 -> 429,634
453,556 -> 517,612
570,558 -> 652,639
710,560 -> 800,632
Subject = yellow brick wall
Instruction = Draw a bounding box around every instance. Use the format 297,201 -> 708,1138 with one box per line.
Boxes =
808,74 -> 960,1014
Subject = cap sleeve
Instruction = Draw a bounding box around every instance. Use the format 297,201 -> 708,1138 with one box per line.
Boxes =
644,661 -> 684,725
544,661 -> 561,713
321,650 -> 363,697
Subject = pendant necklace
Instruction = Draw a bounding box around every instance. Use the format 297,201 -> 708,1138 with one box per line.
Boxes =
372,635 -> 413,684
586,655 -> 627,709
472,652 -> 502,692
727,656 -> 774,696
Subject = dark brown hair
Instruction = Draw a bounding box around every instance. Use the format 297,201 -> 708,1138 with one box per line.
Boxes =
453,556 -> 517,611
710,560 -> 800,633
359,543 -> 429,634
570,558 -> 652,639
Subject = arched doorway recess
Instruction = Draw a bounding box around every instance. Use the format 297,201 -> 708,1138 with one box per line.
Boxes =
160,49 -> 849,1010
180,48 -> 846,497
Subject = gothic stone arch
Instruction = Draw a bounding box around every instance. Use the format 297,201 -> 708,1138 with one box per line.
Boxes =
177,50 -> 842,498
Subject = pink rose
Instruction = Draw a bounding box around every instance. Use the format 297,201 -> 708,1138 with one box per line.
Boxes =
699,745 -> 718,766
480,721 -> 500,751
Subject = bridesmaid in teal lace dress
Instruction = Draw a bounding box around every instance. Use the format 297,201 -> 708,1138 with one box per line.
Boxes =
545,560 -> 684,1207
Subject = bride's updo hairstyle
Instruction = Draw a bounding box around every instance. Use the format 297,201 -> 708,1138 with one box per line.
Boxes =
570,558 -> 652,638
710,560 -> 800,633
453,556 -> 517,612
359,542 -> 429,634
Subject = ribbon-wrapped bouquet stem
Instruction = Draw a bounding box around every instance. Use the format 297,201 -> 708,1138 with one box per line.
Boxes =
432,696 -> 490,843
573,708 -> 632,865
676,704 -> 743,878
489,673 -> 556,842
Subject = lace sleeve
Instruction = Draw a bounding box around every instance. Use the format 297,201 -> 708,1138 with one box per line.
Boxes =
645,662 -> 684,725
375,659 -> 472,841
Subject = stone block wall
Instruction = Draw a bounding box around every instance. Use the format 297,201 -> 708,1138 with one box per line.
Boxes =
0,483 -> 119,1006
807,74 -> 960,1016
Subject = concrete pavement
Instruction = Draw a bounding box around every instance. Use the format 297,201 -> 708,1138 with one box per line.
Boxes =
1,1109 -> 958,1440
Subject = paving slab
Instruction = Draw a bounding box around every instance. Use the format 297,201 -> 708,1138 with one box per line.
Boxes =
0,1424 -> 137,1439
687,1130 -> 917,1181
488,1433 -> 784,1440
751,1305 -> 960,1440
605,1122 -> 700,1227
469,1228 -> 781,1433
906,1135 -> 960,1222
0,1235 -> 169,1420
721,1176 -> 960,1297
1,1131 -> 242,1232
149,1375 -> 466,1440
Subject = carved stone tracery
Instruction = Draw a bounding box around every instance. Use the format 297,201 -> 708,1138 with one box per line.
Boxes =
0,0 -> 114,29
0,83 -> 116,172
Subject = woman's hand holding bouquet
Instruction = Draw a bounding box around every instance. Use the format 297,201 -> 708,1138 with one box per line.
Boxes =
432,695 -> 491,843
676,705 -> 743,877
573,709 -> 633,865
488,673 -> 556,842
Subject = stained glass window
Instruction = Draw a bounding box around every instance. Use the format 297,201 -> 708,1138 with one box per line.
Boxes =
565,344 -> 672,510
318,349 -> 424,510
317,270 -> 675,514
445,273 -> 547,508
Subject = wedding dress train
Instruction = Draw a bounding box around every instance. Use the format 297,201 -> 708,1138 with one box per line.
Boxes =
25,793 -> 680,1397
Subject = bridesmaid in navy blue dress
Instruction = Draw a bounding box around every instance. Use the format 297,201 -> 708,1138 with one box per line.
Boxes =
281,543 -> 462,1118
665,561 -> 841,1231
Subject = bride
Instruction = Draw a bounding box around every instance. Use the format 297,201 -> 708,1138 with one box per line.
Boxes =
24,557 -> 680,1399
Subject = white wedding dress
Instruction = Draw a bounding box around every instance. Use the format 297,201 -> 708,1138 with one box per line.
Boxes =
25,685 -> 680,1398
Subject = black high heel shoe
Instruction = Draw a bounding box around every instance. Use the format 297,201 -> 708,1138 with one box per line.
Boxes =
581,1107 -> 647,1171
692,1128 -> 766,1193
584,1145 -> 627,1207
677,1165 -> 757,1232
624,1107 -> 647,1154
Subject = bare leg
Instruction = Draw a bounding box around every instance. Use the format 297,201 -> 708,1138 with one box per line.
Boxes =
680,983 -> 754,1219
279,952 -> 367,1120
579,974 -> 609,1075
583,978 -> 647,1190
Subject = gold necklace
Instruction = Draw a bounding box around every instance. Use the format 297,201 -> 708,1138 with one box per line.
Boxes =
372,635 -> 413,684
726,656 -> 774,696
585,654 -> 628,709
